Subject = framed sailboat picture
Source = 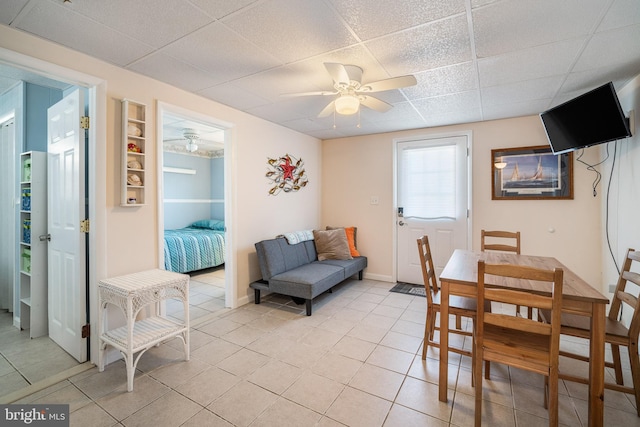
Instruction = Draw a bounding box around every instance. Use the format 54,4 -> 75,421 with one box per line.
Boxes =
491,145 -> 573,200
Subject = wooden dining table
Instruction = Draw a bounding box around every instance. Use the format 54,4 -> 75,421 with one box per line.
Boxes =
438,249 -> 608,427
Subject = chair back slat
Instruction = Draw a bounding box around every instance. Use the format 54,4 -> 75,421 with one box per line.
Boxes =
481,230 -> 521,254
484,312 -> 553,335
485,288 -> 553,310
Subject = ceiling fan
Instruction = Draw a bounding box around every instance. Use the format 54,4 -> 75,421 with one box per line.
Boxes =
164,128 -> 201,152
282,62 -> 417,117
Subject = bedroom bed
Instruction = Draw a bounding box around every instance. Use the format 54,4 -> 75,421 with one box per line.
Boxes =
163,219 -> 225,273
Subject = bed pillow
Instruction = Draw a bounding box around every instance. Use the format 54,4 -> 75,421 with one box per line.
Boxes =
191,219 -> 225,231
326,226 -> 359,257
313,229 -> 352,261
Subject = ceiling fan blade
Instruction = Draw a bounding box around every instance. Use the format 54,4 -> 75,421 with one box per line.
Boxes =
358,75 -> 417,93
324,63 -> 350,85
360,96 -> 393,113
281,90 -> 337,98
318,100 -> 336,117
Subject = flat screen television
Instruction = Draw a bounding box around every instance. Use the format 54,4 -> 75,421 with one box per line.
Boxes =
540,82 -> 631,154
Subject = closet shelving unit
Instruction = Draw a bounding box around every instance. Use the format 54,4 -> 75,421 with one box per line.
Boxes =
19,151 -> 48,338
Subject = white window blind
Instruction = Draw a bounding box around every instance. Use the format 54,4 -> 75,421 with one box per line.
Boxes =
400,143 -> 457,219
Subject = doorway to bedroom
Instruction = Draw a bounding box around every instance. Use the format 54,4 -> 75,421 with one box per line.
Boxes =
159,105 -> 229,323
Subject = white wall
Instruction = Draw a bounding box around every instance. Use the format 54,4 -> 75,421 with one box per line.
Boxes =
0,25 -> 322,311
601,74 -> 640,309
322,115 -> 603,288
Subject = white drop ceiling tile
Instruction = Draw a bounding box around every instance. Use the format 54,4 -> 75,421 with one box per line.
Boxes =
473,0 -> 606,57
199,83 -> 271,111
573,24 -> 640,72
233,66 -> 322,104
422,109 -> 483,127
128,53 -> 222,92
598,0 -> 640,32
328,0 -> 465,41
366,14 -> 472,75
223,0 -> 357,63
482,99 -> 551,121
559,67 -> 639,100
162,22 -> 281,80
477,38 -> 585,88
188,0 -> 260,19
15,1 -> 154,67
281,117 -> 327,133
412,91 -> 481,117
405,62 -> 477,99
62,0 -> 212,49
0,0 -> 29,25
471,0 -> 500,7
480,76 -> 563,107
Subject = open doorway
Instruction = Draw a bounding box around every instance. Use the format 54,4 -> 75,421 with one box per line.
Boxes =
158,103 -> 231,322
0,54 -> 106,402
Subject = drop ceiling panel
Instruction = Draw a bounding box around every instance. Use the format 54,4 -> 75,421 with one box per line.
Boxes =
223,0 -> 358,63
573,24 -> 640,73
128,52 -> 222,92
64,0 -> 212,49
406,62 -> 478,99
188,0 -> 260,20
481,76 -> 564,107
14,1 -> 154,67
473,0 -> 607,58
598,0 -> 640,32
412,91 -> 481,117
161,22 -> 281,80
366,14 -> 472,75
0,0 -> 29,24
198,83 -> 271,111
477,39 -> 585,88
328,0 -> 466,41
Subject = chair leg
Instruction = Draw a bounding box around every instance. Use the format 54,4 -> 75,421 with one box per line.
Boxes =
548,371 -> 559,427
611,344 -> 624,385
422,313 -> 430,360
628,341 -> 640,417
474,343 -> 483,427
527,306 -> 533,319
455,314 -> 462,330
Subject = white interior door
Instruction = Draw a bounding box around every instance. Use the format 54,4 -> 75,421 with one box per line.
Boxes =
48,89 -> 87,362
0,118 -> 15,311
396,135 -> 470,285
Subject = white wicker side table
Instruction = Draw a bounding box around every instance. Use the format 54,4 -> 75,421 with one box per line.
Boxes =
98,269 -> 190,392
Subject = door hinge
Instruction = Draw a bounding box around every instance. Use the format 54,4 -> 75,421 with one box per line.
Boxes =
80,116 -> 90,129
80,219 -> 90,233
81,324 -> 90,338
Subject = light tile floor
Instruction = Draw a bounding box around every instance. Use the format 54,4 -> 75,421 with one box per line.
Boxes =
0,266 -> 226,402
11,278 -> 640,426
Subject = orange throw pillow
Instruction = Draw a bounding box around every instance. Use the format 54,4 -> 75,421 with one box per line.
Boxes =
344,227 -> 360,257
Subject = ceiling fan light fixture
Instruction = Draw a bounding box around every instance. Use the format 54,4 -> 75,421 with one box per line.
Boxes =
185,141 -> 198,152
334,95 -> 360,115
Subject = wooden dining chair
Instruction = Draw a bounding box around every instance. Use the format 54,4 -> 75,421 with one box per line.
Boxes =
480,230 -> 532,318
543,248 -> 640,416
474,260 -> 563,427
418,235 -> 490,363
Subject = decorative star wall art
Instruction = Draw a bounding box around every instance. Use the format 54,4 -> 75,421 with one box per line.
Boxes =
266,154 -> 309,195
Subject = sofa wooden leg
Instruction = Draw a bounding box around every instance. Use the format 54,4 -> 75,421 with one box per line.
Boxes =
254,289 -> 261,304
306,299 -> 312,316
358,271 -> 363,280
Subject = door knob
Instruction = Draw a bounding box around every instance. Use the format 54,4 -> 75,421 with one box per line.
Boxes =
39,234 -> 51,242
398,221 -> 405,226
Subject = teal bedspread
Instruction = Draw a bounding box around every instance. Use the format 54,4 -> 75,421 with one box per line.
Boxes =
164,227 -> 225,273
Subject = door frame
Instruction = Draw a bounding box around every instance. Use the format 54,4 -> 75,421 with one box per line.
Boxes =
392,130 -> 474,283
0,47 -> 107,366
156,102 -> 236,309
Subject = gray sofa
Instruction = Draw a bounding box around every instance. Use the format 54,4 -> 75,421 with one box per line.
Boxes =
252,237 -> 367,315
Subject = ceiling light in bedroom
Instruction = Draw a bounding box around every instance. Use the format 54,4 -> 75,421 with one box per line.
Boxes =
183,128 -> 199,153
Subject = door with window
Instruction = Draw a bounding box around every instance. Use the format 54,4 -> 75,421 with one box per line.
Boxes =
396,135 -> 470,285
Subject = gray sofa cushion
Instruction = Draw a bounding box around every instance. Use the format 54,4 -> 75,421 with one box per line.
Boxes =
255,237 -> 316,280
315,256 -> 367,278
269,263 -> 344,299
